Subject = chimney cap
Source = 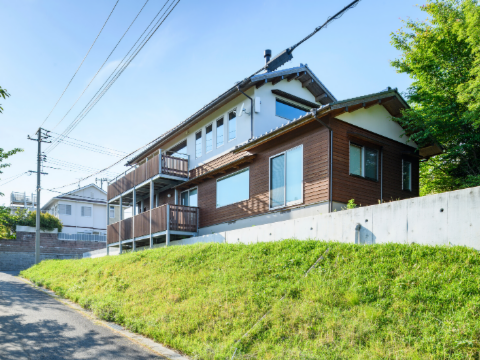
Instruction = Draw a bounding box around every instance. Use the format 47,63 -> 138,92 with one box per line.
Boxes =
264,49 -> 272,58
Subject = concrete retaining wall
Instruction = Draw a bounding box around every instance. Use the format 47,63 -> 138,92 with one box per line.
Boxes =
84,186 -> 480,258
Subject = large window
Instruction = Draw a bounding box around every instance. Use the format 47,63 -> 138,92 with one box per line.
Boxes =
58,204 -> 72,215
216,168 -> 249,208
228,109 -> 236,142
216,118 -> 224,148
109,206 -> 115,218
270,145 -> 303,209
180,188 -> 198,207
402,160 -> 412,191
349,144 -> 378,180
275,99 -> 309,121
195,131 -> 202,158
205,124 -> 213,153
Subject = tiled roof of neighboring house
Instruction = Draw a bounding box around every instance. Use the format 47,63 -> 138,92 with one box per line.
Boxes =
126,64 -> 335,166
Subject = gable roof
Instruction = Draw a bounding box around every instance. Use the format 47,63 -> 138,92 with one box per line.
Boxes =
126,64 -> 335,166
234,88 -> 443,159
41,183 -> 107,210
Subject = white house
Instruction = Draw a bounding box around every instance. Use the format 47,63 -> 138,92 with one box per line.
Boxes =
42,184 -> 124,238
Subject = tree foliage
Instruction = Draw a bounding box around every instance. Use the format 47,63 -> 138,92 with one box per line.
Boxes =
0,85 -> 9,114
0,207 -> 63,239
390,0 -> 480,195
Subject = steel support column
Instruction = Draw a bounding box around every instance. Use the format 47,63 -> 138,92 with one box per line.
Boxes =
132,186 -> 136,251
119,196 -> 123,254
166,203 -> 170,246
150,180 -> 154,248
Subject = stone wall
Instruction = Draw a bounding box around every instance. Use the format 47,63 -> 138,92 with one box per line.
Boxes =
0,232 -> 105,271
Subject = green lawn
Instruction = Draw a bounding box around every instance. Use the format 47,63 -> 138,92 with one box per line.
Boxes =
21,240 -> 480,359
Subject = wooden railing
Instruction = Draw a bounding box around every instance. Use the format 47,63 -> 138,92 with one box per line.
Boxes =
107,152 -> 189,200
106,204 -> 198,244
162,154 -> 189,178
170,204 -> 198,232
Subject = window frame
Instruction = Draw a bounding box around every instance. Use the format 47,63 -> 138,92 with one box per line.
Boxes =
216,117 -> 224,149
275,97 -> 310,121
180,187 -> 198,207
268,145 -> 304,210
81,206 -> 92,217
228,108 -> 237,142
402,159 -> 412,191
109,205 -> 115,218
205,122 -> 214,154
195,130 -> 202,159
58,204 -> 72,216
216,167 -> 250,208
349,142 -> 379,181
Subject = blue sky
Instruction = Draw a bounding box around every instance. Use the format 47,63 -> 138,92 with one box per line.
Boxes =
0,0 -> 425,205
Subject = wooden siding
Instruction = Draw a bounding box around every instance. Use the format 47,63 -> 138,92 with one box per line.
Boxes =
120,217 -> 133,241
134,211 -> 150,238
189,121 -> 330,228
107,223 -> 119,245
151,205 -> 167,233
330,117 -> 419,205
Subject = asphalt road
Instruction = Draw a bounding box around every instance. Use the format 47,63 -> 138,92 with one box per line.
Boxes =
0,271 -> 162,360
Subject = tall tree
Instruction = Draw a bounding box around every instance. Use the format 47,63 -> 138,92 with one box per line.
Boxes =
391,0 -> 480,195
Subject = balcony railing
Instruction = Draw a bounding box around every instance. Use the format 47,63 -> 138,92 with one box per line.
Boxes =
11,192 -> 37,205
107,204 -> 198,245
107,152 -> 189,201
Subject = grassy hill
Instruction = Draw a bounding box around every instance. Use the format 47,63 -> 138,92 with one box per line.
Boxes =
21,240 -> 480,359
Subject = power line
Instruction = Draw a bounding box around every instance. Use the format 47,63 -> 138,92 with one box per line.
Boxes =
0,171 -> 29,186
50,0 -> 150,131
45,0 -> 181,154
38,0 -> 120,129
43,158 -> 119,177
47,131 -> 127,154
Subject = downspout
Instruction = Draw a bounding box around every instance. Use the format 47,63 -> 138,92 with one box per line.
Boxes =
237,86 -> 254,139
313,108 -> 333,213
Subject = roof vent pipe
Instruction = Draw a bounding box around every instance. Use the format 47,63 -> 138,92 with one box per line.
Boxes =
264,49 -> 272,70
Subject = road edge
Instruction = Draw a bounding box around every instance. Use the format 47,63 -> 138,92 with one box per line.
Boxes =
17,276 -> 191,360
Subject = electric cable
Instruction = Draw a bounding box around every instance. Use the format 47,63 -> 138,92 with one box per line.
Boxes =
46,131 -> 127,154
50,0 -> 150,131
45,0 -> 181,154
38,0 -> 120,129
0,171 -> 29,186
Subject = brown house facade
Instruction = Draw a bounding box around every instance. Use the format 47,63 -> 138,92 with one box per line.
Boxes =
106,65 -> 440,252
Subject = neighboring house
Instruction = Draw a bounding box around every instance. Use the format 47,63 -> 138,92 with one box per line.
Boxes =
106,58 -> 442,252
42,184 -> 124,238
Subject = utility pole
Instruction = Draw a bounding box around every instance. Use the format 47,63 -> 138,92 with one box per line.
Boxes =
96,177 -> 109,190
28,128 -> 51,264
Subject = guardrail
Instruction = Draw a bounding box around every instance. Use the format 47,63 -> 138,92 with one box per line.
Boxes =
58,233 -> 106,242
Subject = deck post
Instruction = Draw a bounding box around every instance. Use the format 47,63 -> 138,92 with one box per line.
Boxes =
159,149 -> 162,175
132,186 -> 136,251
150,179 -> 154,248
196,207 -> 199,235
119,196 -> 123,254
166,203 -> 170,246
174,189 -> 178,205
106,198 -> 109,256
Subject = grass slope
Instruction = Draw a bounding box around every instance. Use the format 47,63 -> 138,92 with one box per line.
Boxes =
21,241 -> 480,360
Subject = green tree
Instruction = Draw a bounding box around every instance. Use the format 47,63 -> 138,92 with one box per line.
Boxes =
0,86 -> 9,114
390,0 -> 480,195
0,207 -> 63,239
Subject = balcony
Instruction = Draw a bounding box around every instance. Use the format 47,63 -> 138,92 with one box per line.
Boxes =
107,151 -> 189,202
107,204 -> 198,250
10,192 -> 37,206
